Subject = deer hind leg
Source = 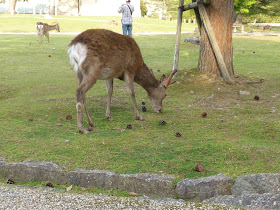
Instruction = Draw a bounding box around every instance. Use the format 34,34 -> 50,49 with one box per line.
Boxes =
77,72 -> 96,131
125,73 -> 143,121
76,78 -> 95,134
105,79 -> 114,120
76,65 -> 102,134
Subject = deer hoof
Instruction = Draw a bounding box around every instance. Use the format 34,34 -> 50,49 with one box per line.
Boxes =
136,116 -> 144,121
105,116 -> 112,121
88,126 -> 94,132
79,128 -> 89,134
89,122 -> 96,128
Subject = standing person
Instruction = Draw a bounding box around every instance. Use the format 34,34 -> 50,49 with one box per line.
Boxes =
118,0 -> 134,37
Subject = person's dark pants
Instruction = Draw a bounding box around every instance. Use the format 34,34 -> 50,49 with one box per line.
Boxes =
122,24 -> 132,37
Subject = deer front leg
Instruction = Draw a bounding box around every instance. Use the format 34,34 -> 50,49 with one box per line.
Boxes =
125,74 -> 144,121
37,33 -> 42,43
105,79 -> 114,120
84,98 -> 95,129
45,32 -> 50,43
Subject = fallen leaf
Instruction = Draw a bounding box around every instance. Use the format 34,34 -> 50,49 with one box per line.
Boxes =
128,192 -> 140,196
66,185 -> 73,192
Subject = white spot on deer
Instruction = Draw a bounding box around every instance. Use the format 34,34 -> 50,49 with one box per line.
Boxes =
67,43 -> 87,74
36,24 -> 43,30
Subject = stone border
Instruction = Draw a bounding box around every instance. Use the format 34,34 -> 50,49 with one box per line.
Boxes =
1,157 -> 280,205
0,158 -> 175,198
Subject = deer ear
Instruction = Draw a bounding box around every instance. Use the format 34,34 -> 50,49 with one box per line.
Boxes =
160,74 -> 167,83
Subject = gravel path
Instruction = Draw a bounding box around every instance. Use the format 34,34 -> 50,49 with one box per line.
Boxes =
0,183 -> 243,209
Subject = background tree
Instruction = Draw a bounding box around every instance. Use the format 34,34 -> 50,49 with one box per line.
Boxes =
148,0 -> 165,19
165,0 -> 195,20
165,0 -> 178,19
234,0 -> 257,14
7,0 -> 16,14
236,0 -> 280,23
195,0 -> 235,77
7,0 -> 28,15
140,0 -> 148,17
250,0 -> 280,16
49,0 -> 55,15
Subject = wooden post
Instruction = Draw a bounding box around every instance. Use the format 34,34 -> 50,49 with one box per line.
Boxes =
197,2 -> 232,83
183,0 -> 210,11
172,0 -> 184,72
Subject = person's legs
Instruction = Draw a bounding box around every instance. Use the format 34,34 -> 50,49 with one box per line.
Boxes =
122,24 -> 128,35
127,24 -> 132,37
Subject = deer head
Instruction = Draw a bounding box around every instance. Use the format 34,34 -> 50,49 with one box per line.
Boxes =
147,69 -> 177,113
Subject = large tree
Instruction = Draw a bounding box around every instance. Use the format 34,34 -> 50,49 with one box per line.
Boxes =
195,0 -> 235,79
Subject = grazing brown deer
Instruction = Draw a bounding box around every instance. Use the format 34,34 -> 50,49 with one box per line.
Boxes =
263,25 -> 272,30
257,25 -> 272,31
67,29 -> 176,134
36,22 -> 60,43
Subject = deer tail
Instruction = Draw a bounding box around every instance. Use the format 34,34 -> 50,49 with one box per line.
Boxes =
68,43 -> 88,74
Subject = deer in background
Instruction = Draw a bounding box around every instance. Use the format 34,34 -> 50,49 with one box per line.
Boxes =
36,22 -> 60,43
68,29 -> 177,134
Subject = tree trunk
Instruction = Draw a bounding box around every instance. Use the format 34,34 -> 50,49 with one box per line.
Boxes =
50,0 -> 55,15
78,0 -> 81,16
8,0 -> 17,15
197,0 -> 235,77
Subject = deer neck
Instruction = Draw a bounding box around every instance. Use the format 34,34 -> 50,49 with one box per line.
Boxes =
48,24 -> 58,31
134,63 -> 160,94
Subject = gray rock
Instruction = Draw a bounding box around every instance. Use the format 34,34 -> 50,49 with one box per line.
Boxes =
4,161 -> 67,184
118,173 -> 175,198
69,168 -> 118,190
205,193 -> 280,210
184,37 -> 200,45
175,174 -> 233,201
232,173 -> 280,195
0,157 -> 5,177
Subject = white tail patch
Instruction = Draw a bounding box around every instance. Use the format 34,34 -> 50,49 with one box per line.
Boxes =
36,24 -> 44,36
67,43 -> 88,74
36,24 -> 44,30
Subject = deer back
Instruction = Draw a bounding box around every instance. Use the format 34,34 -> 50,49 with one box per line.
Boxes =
68,29 -> 144,78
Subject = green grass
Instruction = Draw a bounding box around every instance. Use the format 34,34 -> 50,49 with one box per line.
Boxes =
0,14 -> 196,33
0,16 -> 280,183
238,24 -> 280,33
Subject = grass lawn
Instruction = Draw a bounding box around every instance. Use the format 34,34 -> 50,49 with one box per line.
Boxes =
0,14 -> 196,33
0,15 -> 279,183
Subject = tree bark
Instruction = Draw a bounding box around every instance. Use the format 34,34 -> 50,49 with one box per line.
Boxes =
197,0 -> 235,77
